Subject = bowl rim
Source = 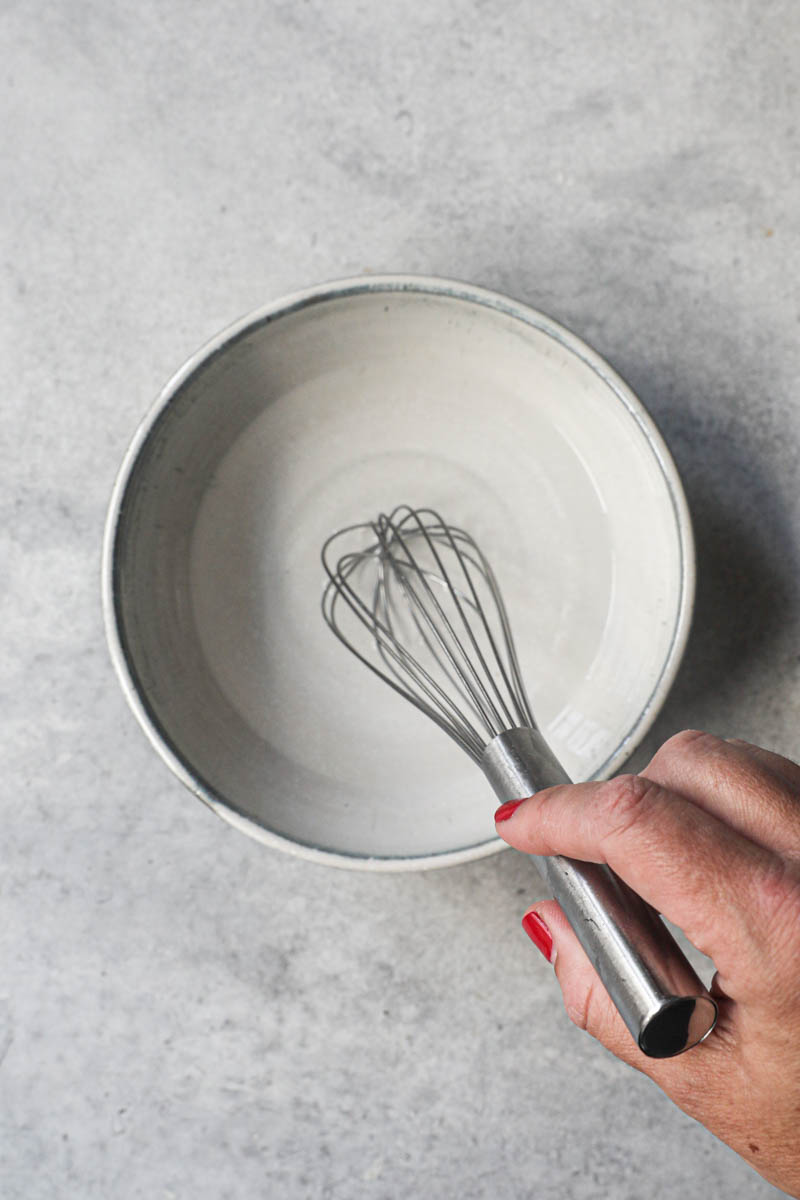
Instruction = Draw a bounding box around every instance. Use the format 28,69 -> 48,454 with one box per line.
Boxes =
102,272 -> 695,872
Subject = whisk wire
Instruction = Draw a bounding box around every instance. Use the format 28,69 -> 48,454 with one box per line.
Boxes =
376,512 -> 512,736
378,576 -> 492,742
392,507 -> 535,733
322,535 -> 486,758
446,527 -> 537,730
321,504 -> 536,761
423,515 -> 531,731
374,560 -> 488,750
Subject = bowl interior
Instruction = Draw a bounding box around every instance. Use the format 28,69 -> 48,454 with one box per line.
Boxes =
109,283 -> 691,863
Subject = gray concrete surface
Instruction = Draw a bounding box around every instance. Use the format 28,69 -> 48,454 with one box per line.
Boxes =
3,1 -> 799,1196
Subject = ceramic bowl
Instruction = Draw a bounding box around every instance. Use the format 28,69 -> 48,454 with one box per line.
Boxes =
103,275 -> 694,869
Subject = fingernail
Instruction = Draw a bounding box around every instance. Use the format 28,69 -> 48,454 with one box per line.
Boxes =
522,911 -> 555,963
494,799 -> 524,823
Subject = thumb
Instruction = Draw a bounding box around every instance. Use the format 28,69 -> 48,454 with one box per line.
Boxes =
522,900 -> 672,1076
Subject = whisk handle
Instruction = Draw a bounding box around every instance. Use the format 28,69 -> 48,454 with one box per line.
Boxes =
482,727 -> 718,1058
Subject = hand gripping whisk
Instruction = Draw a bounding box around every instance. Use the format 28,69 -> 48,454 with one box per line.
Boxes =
321,505 -> 717,1057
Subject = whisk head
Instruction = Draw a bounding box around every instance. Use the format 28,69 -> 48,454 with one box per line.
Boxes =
321,505 -> 536,763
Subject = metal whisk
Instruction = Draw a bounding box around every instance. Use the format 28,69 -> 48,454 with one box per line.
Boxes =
322,505 -> 717,1057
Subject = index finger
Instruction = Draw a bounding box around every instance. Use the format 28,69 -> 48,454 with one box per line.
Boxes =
495,773 -> 788,988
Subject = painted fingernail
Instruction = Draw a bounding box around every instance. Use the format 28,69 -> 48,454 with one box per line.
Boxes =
494,799 -> 524,823
522,911 -> 555,962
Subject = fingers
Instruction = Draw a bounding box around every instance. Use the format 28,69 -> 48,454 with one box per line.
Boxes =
525,900 -> 648,1069
522,901 -> 719,1090
725,738 -> 800,793
495,772 -> 784,982
641,731 -> 800,858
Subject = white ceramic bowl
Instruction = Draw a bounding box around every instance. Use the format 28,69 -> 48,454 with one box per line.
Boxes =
103,276 -> 694,869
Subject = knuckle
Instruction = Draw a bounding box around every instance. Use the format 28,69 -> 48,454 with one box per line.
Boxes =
598,774 -> 661,841
563,978 -> 595,1034
670,728 -> 714,750
756,859 -> 800,942
651,728 -> 716,770
562,975 -> 609,1043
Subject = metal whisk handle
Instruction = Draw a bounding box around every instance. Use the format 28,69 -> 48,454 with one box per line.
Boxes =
482,728 -> 718,1058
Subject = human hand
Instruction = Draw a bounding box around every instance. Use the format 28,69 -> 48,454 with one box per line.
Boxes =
494,730 -> 800,1196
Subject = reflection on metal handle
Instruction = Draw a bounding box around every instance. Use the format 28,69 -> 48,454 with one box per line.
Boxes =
481,727 -> 718,1058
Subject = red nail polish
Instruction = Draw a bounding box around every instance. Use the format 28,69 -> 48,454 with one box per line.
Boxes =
522,911 -> 554,962
494,799 -> 524,823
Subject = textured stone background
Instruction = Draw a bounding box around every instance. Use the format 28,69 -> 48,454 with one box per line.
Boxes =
3,1 -> 798,1196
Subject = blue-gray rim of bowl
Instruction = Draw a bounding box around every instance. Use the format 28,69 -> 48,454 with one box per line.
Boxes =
101,273 -> 696,872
